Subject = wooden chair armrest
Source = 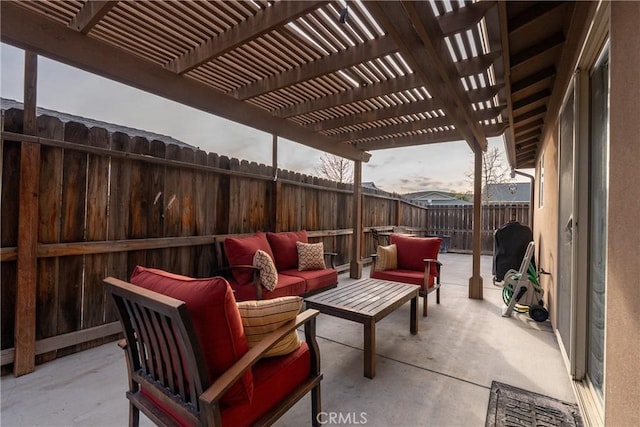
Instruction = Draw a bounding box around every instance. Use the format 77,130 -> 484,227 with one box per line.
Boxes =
199,309 -> 320,406
424,259 -> 443,280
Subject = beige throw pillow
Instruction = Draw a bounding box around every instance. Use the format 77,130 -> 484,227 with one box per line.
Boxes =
253,249 -> 278,291
374,244 -> 398,271
296,241 -> 326,270
236,296 -> 303,357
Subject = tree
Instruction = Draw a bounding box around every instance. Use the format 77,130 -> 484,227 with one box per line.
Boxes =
316,153 -> 353,183
465,147 -> 509,203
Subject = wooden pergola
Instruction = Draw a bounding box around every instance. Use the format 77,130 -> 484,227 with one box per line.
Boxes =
1,0 -> 593,376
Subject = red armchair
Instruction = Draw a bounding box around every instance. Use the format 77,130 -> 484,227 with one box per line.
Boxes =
105,266 -> 322,427
370,234 -> 443,317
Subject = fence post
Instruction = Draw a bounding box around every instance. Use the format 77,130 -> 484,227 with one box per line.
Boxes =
14,51 -> 38,376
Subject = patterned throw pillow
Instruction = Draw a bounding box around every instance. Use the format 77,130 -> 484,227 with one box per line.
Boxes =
374,244 -> 398,271
252,249 -> 278,291
296,241 -> 326,271
237,296 -> 303,357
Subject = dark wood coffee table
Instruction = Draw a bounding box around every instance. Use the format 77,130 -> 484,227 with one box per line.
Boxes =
305,278 -> 419,378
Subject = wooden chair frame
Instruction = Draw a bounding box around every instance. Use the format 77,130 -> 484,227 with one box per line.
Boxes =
370,255 -> 442,317
105,277 -> 322,427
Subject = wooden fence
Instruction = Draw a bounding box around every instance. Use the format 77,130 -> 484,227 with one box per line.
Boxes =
0,109 -> 428,370
427,203 -> 531,254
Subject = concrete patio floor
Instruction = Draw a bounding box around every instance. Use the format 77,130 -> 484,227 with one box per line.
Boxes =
1,254 -> 576,426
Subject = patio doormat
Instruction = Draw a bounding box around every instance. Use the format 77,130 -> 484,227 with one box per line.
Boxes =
486,381 -> 583,427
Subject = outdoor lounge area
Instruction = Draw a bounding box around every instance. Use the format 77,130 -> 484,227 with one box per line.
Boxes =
1,254 -> 576,426
2,1 -> 640,425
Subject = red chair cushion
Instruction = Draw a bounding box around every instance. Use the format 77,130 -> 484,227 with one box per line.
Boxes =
266,231 -> 308,271
371,269 -> 435,288
390,234 -> 442,277
230,273 -> 305,301
221,343 -> 311,427
279,269 -> 338,293
224,232 -> 275,285
129,266 -> 252,406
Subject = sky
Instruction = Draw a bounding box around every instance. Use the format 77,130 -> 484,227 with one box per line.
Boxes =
1,42 -> 516,194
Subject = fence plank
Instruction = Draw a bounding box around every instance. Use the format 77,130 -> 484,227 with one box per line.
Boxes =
83,127 -> 110,329
57,122 -> 88,345
107,132 -> 131,282
127,136 -> 150,274
146,140 -> 166,270
1,110 -> 23,354
35,115 -> 64,364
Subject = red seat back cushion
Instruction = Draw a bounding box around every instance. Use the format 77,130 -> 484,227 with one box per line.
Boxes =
266,231 -> 308,271
129,266 -> 253,406
390,234 -> 442,277
224,232 -> 275,285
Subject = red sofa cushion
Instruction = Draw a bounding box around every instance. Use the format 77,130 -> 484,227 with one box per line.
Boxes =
266,230 -> 308,271
129,266 -> 252,406
224,232 -> 275,285
371,269 -> 435,288
221,343 -> 311,427
390,234 -> 442,277
279,268 -> 338,293
231,273 -> 306,301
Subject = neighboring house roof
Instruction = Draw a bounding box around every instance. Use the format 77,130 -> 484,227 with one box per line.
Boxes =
403,190 -> 472,206
484,183 -> 531,203
1,98 -> 196,150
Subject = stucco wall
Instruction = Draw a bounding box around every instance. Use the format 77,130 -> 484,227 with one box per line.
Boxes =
533,135 -> 559,327
606,2 -> 640,425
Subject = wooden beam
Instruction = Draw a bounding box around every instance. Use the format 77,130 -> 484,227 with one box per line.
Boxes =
403,1 -> 488,151
355,130 -> 464,151
513,106 -> 547,125
482,122 -> 508,137
68,1 -> 117,34
367,2 -> 484,152
0,3 -> 370,162
474,105 -> 506,122
455,51 -> 502,77
466,84 -> 504,103
536,1 -> 598,165
511,32 -> 565,68
496,1 -> 516,167
437,1 -> 496,36
509,2 -> 566,33
14,51 -> 38,377
166,1 -> 328,74
274,73 -> 423,118
333,116 -> 452,143
350,161 -> 363,279
514,119 -> 544,136
309,98 -> 442,132
512,66 -> 556,95
231,36 -> 397,100
512,89 -> 551,111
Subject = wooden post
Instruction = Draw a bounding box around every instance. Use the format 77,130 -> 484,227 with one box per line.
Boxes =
350,160 -> 363,278
469,147 -> 483,299
271,134 -> 282,232
14,51 -> 39,376
396,199 -> 402,228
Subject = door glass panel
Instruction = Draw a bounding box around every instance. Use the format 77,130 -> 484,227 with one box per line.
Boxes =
557,91 -> 575,358
588,51 -> 609,401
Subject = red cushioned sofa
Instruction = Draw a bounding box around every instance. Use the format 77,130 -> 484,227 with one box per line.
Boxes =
370,234 -> 443,317
214,231 -> 338,300
105,266 -> 322,427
